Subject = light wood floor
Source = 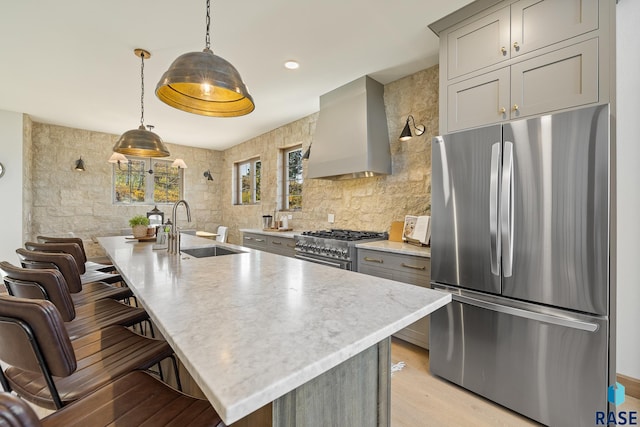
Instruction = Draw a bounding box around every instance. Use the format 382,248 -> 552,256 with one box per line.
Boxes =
390,337 -> 640,427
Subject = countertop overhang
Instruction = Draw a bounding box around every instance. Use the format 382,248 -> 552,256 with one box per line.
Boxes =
98,234 -> 450,424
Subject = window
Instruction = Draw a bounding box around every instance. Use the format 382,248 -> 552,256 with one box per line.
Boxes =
235,157 -> 261,204
113,158 -> 183,205
282,146 -> 303,210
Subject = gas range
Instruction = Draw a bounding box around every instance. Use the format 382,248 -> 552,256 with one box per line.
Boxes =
294,229 -> 388,271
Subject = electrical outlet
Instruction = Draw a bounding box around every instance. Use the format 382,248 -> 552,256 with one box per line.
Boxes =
328,213 -> 335,223
287,214 -> 292,220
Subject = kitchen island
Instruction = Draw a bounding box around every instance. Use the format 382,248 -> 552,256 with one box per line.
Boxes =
98,234 -> 450,426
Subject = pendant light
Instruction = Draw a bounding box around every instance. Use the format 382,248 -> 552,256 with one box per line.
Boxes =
155,0 -> 255,117
113,49 -> 170,158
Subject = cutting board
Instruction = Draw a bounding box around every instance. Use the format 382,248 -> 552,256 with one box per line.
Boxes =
389,221 -> 404,242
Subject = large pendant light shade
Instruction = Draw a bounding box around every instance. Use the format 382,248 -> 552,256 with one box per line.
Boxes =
114,49 -> 170,158
156,49 -> 254,117
155,0 -> 254,117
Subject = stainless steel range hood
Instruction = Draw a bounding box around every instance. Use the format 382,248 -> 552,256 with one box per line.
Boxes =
307,76 -> 391,180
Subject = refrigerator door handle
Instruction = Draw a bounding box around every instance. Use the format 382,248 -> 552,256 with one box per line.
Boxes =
433,286 -> 599,332
501,141 -> 514,277
489,142 -> 502,276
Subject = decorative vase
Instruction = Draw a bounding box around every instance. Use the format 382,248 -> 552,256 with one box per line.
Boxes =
132,225 -> 148,238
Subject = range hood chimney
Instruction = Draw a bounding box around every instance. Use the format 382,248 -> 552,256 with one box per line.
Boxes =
307,76 -> 391,180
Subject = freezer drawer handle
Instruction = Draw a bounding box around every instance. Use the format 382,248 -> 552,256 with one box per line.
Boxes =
401,262 -> 425,271
449,292 -> 599,332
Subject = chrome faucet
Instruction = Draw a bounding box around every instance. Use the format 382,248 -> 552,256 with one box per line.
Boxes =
168,199 -> 191,254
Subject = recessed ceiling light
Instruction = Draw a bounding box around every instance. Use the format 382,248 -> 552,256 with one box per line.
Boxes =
284,60 -> 300,70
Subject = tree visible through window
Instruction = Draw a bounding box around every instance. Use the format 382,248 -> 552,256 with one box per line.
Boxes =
236,158 -> 261,204
283,146 -> 302,210
113,158 -> 183,205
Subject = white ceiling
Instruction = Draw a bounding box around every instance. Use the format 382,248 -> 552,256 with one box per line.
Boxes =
0,0 -> 472,151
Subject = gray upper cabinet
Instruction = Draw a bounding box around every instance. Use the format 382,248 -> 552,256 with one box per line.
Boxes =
447,68 -> 510,130
510,38 -> 598,119
435,0 -> 611,134
510,0 -> 598,59
447,6 -> 511,80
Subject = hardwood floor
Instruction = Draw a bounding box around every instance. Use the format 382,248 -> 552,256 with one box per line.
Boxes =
390,337 -> 640,427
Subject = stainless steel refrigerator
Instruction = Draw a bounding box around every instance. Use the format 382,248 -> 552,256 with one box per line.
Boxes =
430,104 -> 614,426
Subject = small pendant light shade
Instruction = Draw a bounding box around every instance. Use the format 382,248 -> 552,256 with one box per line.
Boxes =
114,49 -> 170,158
114,125 -> 170,157
155,0 -> 254,117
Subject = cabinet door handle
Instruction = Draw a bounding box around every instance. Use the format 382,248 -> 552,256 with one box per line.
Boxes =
512,104 -> 519,111
500,46 -> 507,55
271,241 -> 282,245
401,262 -> 426,271
499,107 -> 506,114
364,257 -> 384,264
513,41 -> 520,51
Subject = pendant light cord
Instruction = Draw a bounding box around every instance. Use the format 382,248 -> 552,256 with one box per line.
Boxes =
205,0 -> 211,51
140,51 -> 145,127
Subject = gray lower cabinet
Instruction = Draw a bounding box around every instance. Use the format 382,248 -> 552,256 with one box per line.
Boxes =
357,249 -> 431,349
243,232 -> 296,258
266,235 -> 297,258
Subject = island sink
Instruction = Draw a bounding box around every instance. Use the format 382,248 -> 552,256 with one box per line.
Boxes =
181,246 -> 244,258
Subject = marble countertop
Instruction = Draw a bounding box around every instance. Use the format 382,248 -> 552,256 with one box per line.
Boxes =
98,234 -> 449,424
239,228 -> 299,238
356,240 -> 432,258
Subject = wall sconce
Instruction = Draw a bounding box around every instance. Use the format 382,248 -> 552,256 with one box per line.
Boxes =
203,170 -> 214,181
171,159 -> 188,169
302,144 -> 311,160
399,115 -> 425,141
108,152 -> 129,170
74,157 -> 85,171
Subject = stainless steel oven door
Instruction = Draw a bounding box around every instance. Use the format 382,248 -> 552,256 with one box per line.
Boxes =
295,253 -> 352,270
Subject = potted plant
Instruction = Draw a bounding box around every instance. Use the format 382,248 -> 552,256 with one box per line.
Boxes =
129,215 -> 150,238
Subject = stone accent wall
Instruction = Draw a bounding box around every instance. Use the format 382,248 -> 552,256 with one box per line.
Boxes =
25,65 -> 438,252
221,65 -> 439,244
29,123 -> 224,257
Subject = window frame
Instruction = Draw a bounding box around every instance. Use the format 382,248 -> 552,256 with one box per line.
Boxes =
112,157 -> 184,205
281,145 -> 303,211
234,157 -> 261,205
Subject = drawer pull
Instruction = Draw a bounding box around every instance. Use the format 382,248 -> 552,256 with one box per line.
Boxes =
401,262 -> 426,271
364,257 -> 384,264
271,241 -> 282,245
287,244 -> 295,248
255,238 -> 265,242
244,237 -> 252,240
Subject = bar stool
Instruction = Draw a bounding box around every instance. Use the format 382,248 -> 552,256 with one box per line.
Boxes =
24,241 -> 122,286
0,261 -> 149,341
0,376 -> 225,427
36,235 -> 113,271
15,248 -> 132,306
0,295 -> 179,410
